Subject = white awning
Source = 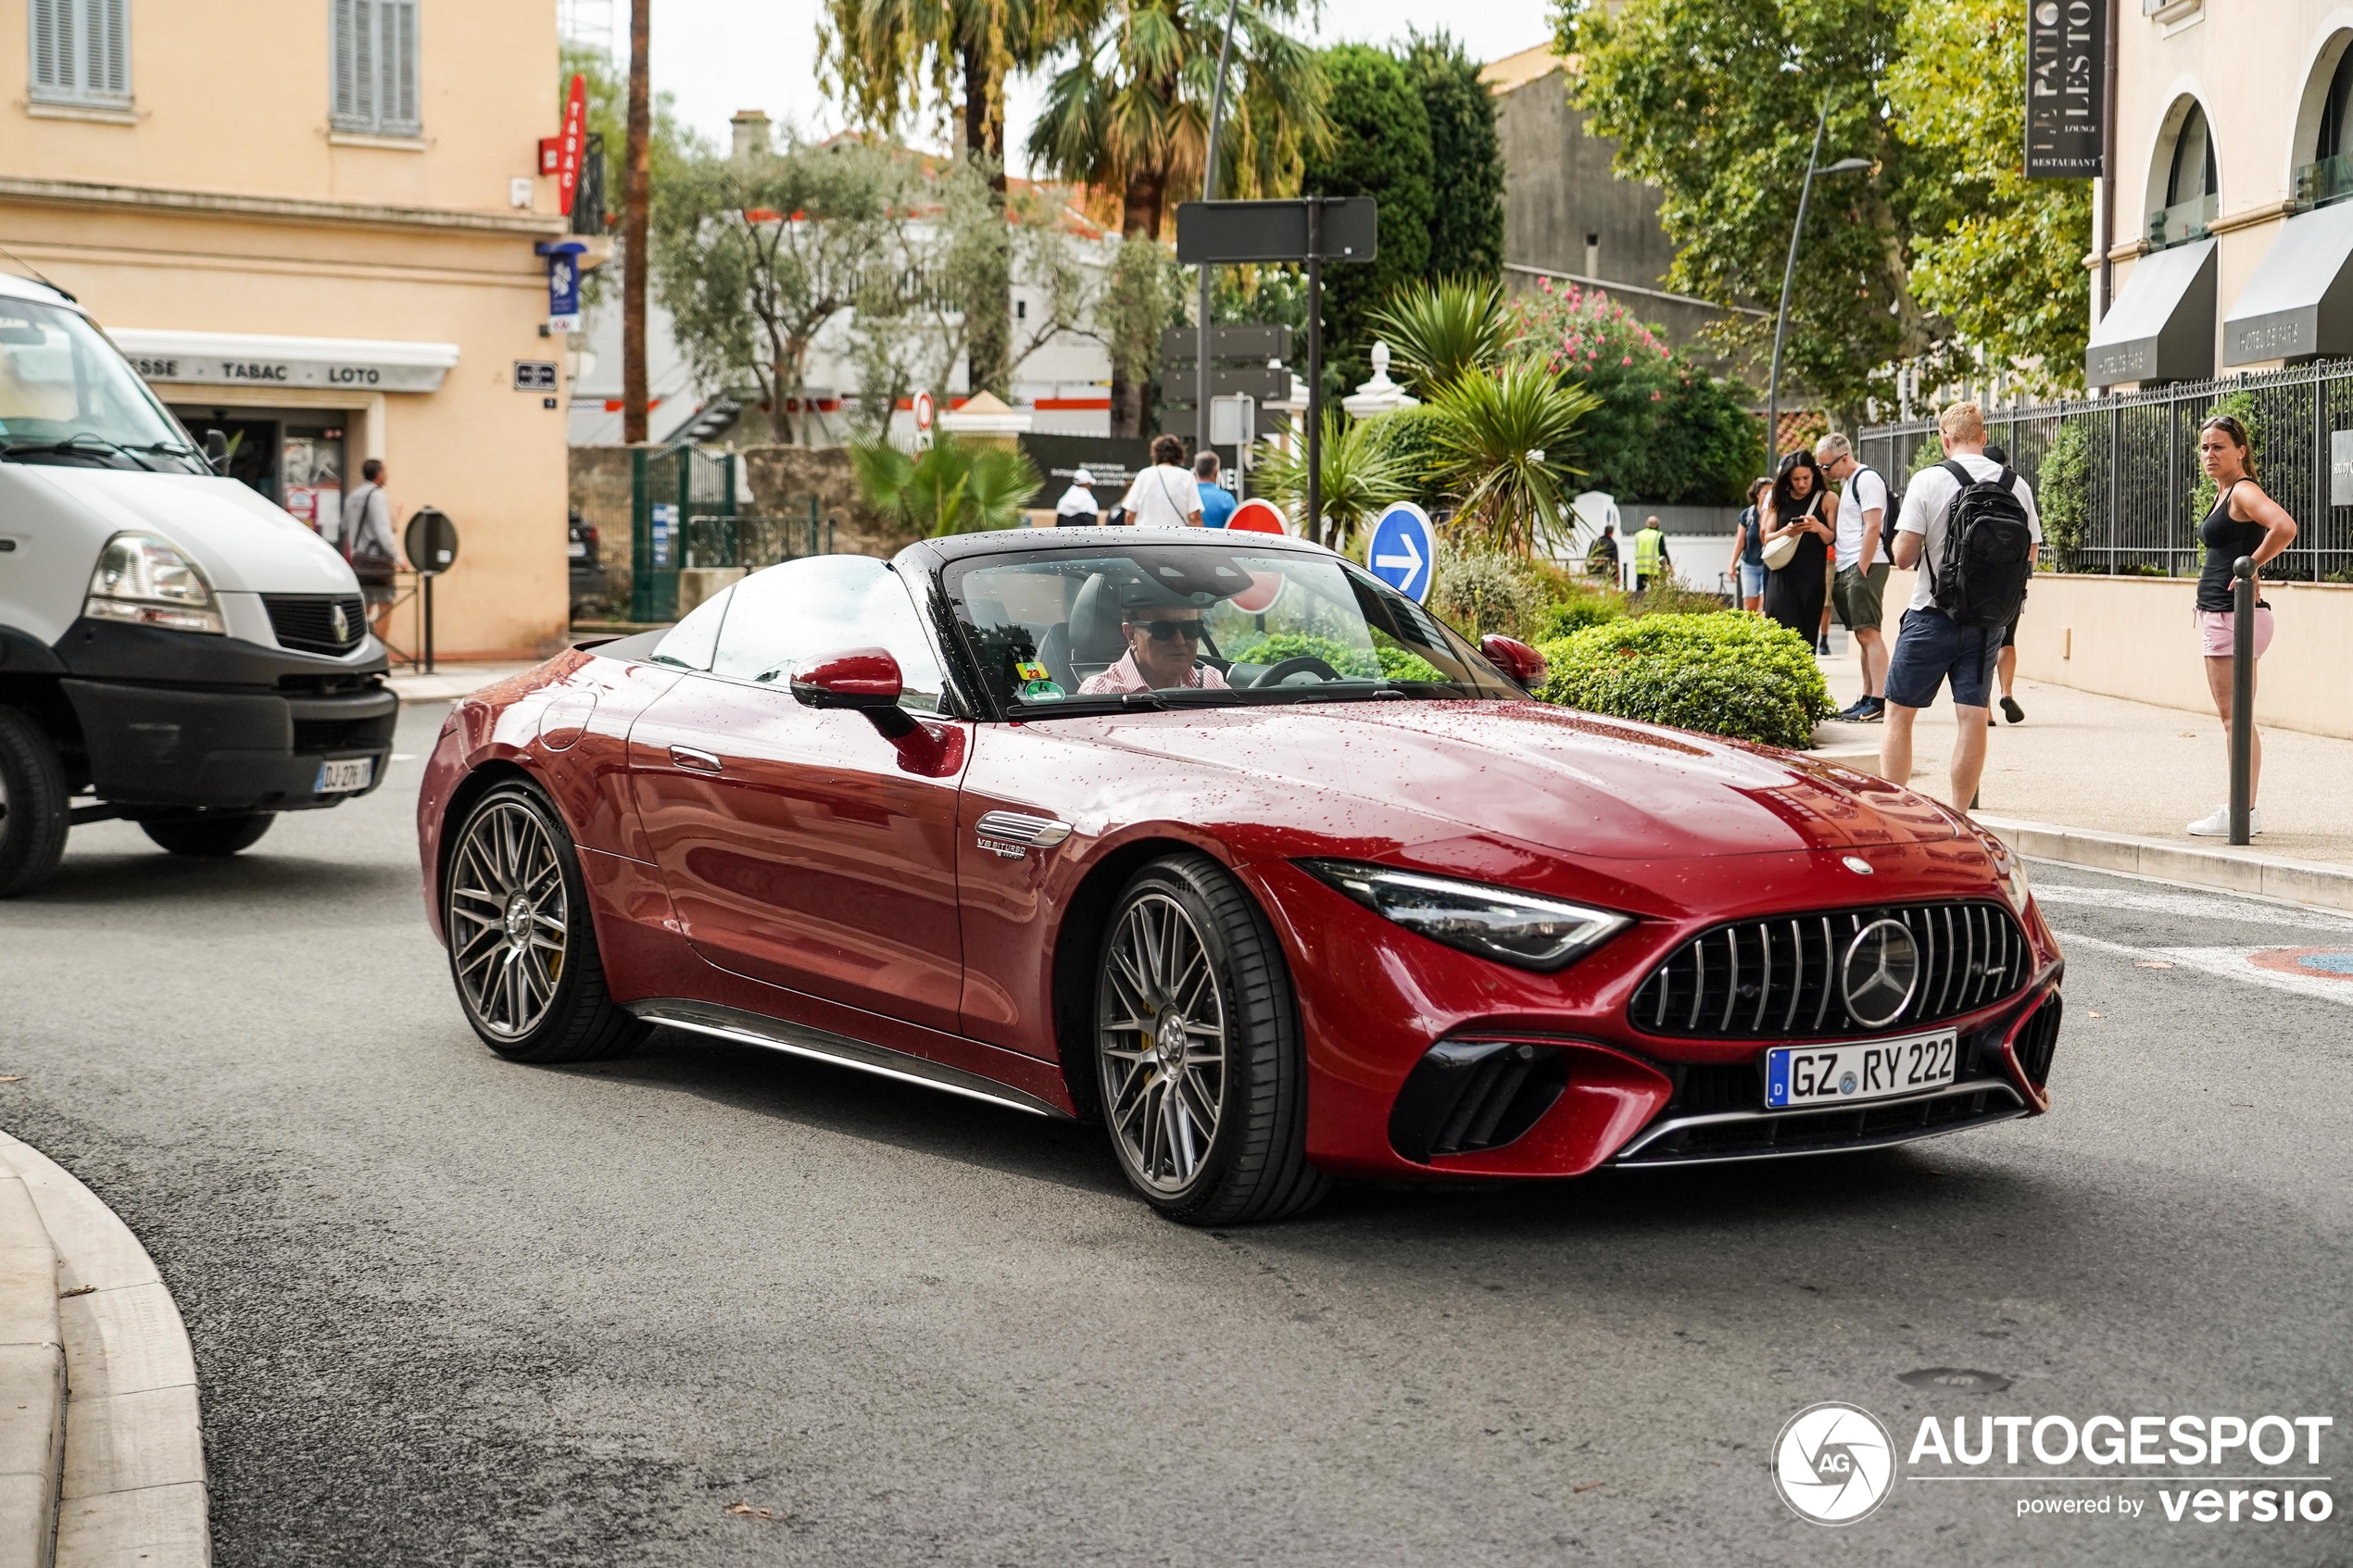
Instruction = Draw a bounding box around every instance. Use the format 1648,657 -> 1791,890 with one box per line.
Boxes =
106,328 -> 460,394
2085,238 -> 2216,386
2222,201 -> 2353,365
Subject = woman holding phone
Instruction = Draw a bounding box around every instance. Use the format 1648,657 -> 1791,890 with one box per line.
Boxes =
1758,449 -> 1839,645
2185,415 -> 2298,836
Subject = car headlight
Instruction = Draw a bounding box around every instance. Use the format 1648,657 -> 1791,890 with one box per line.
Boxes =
84,532 -> 224,634
1969,828 -> 2031,915
1298,859 -> 1631,972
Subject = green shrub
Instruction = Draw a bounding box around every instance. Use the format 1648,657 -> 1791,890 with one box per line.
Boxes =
1219,632 -> 1446,684
1628,578 -> 1732,618
1530,592 -> 1626,641
1359,402 -> 1455,511
1429,537 -> 1552,640
1534,612 -> 1834,749
2037,418 -> 2092,571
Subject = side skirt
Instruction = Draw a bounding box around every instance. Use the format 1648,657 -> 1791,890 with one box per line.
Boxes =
627,997 -> 1072,1122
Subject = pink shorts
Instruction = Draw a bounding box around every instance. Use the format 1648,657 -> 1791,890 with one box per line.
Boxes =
2196,606 -> 2273,659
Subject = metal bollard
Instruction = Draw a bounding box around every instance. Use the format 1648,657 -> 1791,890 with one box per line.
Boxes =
2228,555 -> 2256,846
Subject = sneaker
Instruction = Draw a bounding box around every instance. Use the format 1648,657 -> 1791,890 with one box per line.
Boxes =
2187,805 -> 2263,837
1816,635 -> 1831,656
1835,698 -> 1873,721
2001,695 -> 2025,724
1854,697 -> 1884,723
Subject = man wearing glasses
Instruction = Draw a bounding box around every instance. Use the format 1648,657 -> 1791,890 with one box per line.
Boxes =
1076,605 -> 1230,694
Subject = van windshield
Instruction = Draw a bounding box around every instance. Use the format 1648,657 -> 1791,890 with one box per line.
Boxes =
0,298 -> 201,471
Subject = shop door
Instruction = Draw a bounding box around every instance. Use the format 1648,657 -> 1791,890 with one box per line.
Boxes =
280,424 -> 346,539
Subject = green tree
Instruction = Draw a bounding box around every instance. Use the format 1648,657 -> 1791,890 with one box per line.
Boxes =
1300,44 -> 1433,401
1404,31 -> 1504,284
1559,0 -> 1952,424
1026,0 -> 1327,434
1886,0 -> 2092,393
1427,361 -> 1602,556
651,141 -> 906,445
820,0 -> 1087,395
1369,276 -> 1509,395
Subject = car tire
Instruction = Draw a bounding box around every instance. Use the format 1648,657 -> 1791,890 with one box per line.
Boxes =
1094,851 -> 1331,1225
141,814 -> 275,858
443,780 -> 647,1065
0,706 -> 69,898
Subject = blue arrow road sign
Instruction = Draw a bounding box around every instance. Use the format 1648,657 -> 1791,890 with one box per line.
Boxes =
1366,502 -> 1435,602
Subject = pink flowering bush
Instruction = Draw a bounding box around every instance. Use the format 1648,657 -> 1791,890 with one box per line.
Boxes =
1505,278 -> 1758,505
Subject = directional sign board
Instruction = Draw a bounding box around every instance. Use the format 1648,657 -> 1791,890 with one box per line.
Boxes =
1174,199 -> 1378,265
1365,502 -> 1435,603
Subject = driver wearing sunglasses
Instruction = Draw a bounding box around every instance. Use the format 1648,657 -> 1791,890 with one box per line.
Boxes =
1076,606 -> 1230,695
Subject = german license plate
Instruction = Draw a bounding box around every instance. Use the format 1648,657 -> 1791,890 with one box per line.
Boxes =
314,757 -> 374,794
1765,1030 -> 1957,1109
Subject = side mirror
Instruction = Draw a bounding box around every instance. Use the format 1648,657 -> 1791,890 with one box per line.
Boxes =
203,429 -> 229,472
1480,633 -> 1547,692
790,646 -> 917,738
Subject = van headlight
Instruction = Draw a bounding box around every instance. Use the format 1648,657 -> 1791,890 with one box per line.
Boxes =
1299,859 -> 1631,972
84,532 -> 225,634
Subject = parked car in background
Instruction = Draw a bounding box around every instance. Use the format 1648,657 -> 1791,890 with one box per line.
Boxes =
568,509 -> 609,620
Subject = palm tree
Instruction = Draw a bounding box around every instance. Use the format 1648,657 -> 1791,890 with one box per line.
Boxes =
822,0 -> 1089,394
1367,277 -> 1508,396
1428,362 -> 1602,557
1027,0 -> 1326,433
850,435 -> 1044,534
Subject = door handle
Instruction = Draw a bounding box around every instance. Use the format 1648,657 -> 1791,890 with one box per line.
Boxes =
670,745 -> 723,773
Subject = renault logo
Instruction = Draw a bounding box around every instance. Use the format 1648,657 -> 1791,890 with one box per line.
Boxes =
1841,919 -> 1919,1028
330,602 -> 350,642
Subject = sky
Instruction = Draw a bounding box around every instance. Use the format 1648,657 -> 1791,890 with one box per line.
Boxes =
585,0 -> 1559,170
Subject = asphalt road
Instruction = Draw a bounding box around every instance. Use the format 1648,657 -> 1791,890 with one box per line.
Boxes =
1,700 -> 2347,1567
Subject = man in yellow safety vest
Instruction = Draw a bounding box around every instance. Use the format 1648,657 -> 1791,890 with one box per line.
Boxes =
1633,516 -> 1671,593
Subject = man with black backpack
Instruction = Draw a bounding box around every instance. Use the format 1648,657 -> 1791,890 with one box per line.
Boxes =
1880,403 -> 2039,812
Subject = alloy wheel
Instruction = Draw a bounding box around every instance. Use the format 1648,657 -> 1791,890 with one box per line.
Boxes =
448,798 -> 569,1038
1098,891 -> 1227,1193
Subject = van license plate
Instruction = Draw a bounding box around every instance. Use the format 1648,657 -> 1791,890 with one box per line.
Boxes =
314,758 -> 374,794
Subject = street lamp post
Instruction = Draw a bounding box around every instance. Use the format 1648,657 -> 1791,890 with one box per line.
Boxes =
1765,103 -> 1869,471
1196,0 -> 1243,465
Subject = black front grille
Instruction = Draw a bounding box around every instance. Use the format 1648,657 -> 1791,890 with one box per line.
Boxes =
293,717 -> 379,754
2011,993 -> 2062,1086
264,594 -> 367,656
1631,901 -> 2029,1040
1388,1040 -> 1568,1163
1617,1085 -> 2025,1165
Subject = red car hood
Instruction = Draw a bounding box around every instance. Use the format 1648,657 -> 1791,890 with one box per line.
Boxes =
1082,699 -> 1958,861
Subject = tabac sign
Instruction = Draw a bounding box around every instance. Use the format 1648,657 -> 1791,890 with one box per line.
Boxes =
106,330 -> 459,394
2026,0 -> 2105,178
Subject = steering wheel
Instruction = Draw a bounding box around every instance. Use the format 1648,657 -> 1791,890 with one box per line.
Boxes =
1250,656 -> 1341,688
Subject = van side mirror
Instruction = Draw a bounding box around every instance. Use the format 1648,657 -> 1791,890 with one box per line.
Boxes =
203,430 -> 229,472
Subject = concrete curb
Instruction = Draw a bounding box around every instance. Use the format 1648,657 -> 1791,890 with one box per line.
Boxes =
1978,814 -> 2353,913
0,1159 -> 63,1568
0,1133 -> 208,1568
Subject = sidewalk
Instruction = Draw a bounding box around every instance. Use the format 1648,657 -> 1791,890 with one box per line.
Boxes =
386,661 -> 540,704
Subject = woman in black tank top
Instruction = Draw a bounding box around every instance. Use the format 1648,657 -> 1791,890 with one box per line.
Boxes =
2184,415 -> 2298,837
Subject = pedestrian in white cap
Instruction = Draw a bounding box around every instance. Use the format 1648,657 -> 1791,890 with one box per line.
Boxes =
1055,469 -> 1101,528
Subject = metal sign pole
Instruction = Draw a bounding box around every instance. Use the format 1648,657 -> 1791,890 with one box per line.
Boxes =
1196,0 -> 1242,461
1305,197 -> 1323,545
2229,555 -> 2256,844
422,571 -> 436,675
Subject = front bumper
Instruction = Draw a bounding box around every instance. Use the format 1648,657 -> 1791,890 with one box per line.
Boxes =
1241,857 -> 2064,1181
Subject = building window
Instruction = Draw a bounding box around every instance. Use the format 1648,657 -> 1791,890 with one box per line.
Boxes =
2149,103 -> 2218,251
2298,44 -> 2353,210
30,0 -> 131,108
331,0 -> 419,137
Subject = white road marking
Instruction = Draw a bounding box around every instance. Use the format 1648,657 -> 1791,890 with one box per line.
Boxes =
2032,883 -> 2353,931
2054,930 -> 2353,1010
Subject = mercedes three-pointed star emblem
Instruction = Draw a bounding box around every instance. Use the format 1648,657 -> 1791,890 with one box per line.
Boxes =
1841,919 -> 1920,1028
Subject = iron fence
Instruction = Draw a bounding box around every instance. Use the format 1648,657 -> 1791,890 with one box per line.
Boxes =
1858,358 -> 2353,583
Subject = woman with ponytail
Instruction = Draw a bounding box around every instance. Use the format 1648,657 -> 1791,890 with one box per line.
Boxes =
2185,415 -> 2298,836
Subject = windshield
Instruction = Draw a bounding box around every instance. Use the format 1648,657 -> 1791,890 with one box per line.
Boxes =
945,540 -> 1522,716
0,298 -> 199,470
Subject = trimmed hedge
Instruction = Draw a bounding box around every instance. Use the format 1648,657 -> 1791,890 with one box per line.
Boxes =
1534,612 -> 1834,749
1225,632 -> 1444,684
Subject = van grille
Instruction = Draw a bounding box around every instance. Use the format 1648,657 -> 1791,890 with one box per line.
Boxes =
1630,901 -> 2029,1040
264,595 -> 367,656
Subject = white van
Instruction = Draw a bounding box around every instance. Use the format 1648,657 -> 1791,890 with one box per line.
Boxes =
0,272 -> 392,895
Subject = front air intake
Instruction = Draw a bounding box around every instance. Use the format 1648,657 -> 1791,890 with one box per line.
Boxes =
2010,993 -> 2062,1087
1388,1040 -> 1567,1163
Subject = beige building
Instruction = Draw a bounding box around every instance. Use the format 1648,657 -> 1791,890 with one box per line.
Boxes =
0,0 -> 584,658
2090,2 -> 2353,384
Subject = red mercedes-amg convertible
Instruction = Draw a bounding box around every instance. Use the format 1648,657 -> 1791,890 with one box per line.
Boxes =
416,530 -> 2063,1223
